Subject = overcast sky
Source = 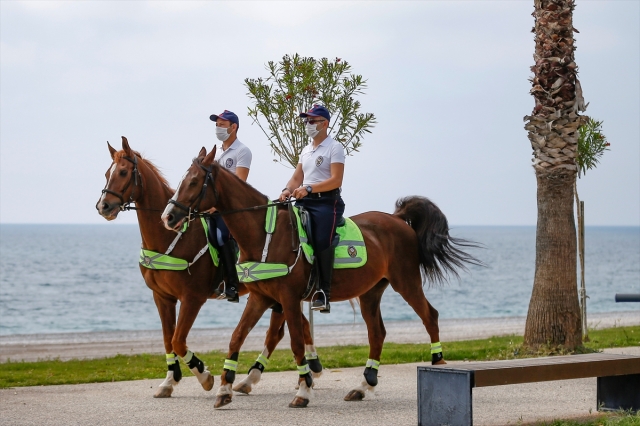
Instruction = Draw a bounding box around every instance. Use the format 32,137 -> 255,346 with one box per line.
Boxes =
1,1 -> 638,226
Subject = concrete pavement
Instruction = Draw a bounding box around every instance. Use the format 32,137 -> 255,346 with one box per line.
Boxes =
2,346 -> 639,426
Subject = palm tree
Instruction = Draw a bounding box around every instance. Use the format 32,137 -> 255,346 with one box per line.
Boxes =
523,0 -> 588,351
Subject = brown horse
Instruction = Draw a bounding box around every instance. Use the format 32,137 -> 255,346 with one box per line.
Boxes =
162,146 -> 481,408
96,137 -> 321,398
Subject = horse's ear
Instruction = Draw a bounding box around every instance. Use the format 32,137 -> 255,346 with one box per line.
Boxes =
107,141 -> 117,160
198,146 -> 207,158
202,145 -> 217,166
121,136 -> 132,156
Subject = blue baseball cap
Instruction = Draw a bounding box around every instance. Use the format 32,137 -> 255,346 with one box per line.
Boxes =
210,110 -> 239,127
300,105 -> 331,122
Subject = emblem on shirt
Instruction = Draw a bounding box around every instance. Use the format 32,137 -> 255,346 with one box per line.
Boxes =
348,245 -> 357,258
225,158 -> 234,168
315,156 -> 324,167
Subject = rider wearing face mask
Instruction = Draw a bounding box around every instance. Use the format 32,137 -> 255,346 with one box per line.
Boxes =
209,110 -> 253,302
279,105 -> 345,313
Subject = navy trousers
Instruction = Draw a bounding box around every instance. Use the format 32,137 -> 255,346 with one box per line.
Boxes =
211,213 -> 231,248
296,196 -> 345,252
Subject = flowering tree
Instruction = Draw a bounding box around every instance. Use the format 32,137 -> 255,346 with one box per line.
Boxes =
245,54 -> 376,168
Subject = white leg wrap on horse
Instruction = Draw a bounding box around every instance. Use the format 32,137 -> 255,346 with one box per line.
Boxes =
216,383 -> 233,397
295,380 -> 313,400
159,370 -> 179,388
354,380 -> 376,395
191,366 -> 211,385
240,368 -> 262,387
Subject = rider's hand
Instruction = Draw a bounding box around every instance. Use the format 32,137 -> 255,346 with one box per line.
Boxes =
279,189 -> 292,202
292,187 -> 309,199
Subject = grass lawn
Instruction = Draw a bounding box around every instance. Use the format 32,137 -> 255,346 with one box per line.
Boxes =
529,412 -> 640,425
0,325 -> 638,388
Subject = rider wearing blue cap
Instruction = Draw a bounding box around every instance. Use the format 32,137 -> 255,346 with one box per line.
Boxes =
279,105 -> 345,313
210,110 -> 253,302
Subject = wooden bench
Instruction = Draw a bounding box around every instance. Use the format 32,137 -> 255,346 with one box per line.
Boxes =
417,353 -> 640,426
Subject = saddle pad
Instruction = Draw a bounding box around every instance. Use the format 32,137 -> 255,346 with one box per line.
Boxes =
293,206 -> 367,269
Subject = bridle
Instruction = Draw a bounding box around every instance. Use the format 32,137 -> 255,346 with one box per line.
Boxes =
167,158 -> 219,222
97,155 -> 142,211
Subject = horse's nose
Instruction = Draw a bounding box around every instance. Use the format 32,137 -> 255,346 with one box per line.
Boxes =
101,201 -> 110,211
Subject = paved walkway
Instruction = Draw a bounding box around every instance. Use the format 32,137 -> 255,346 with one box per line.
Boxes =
1,346 -> 638,426
2,311 -> 638,362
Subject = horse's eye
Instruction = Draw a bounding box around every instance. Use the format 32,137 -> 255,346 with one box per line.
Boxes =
119,170 -> 128,177
188,181 -> 196,187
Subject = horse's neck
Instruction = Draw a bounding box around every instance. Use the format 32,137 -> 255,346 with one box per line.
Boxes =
215,170 -> 269,259
134,161 -> 179,251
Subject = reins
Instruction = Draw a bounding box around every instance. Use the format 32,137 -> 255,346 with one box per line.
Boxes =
167,158 -> 295,221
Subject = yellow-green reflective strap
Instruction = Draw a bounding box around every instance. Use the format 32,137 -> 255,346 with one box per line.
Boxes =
224,359 -> 238,371
140,249 -> 189,270
304,351 -> 318,360
199,217 -> 219,267
297,364 -> 311,375
431,342 -> 442,354
265,201 -> 277,234
236,261 -> 289,283
181,350 -> 194,364
166,354 -> 177,365
256,354 -> 269,367
365,359 -> 380,370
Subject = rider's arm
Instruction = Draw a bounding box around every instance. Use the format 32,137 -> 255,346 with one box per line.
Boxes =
280,164 -> 304,201
235,167 -> 249,182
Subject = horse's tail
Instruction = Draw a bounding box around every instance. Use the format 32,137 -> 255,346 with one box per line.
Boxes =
393,196 -> 483,286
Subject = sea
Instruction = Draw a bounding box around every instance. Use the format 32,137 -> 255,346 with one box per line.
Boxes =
0,225 -> 638,336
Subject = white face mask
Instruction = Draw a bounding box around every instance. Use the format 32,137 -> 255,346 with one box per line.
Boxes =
216,126 -> 231,142
305,122 -> 320,139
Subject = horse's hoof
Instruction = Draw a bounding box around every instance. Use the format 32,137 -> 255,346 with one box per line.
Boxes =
153,386 -> 173,398
433,359 -> 447,365
214,394 -> 233,408
312,370 -> 323,379
289,397 -> 309,408
201,372 -> 214,391
344,389 -> 365,401
232,382 -> 252,394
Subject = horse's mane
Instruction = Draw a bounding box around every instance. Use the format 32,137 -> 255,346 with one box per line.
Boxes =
115,150 -> 173,191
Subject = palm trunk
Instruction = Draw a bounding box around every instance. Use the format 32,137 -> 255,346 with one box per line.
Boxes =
523,0 -> 587,350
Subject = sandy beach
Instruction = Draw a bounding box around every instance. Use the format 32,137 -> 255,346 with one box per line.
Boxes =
2,311 -> 638,362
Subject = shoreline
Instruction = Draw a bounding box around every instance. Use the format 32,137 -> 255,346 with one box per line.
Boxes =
1,311 -> 638,362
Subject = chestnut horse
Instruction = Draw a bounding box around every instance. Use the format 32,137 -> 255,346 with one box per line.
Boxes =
162,146 -> 481,409
96,137 -> 321,398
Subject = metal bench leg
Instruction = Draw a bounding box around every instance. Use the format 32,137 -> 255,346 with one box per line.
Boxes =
597,374 -> 640,411
418,368 -> 473,426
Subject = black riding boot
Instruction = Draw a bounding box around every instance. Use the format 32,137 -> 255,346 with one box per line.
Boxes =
311,247 -> 335,313
217,241 -> 239,303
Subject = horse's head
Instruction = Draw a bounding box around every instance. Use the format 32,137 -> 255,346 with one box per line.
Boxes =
96,136 -> 142,220
161,145 -> 218,231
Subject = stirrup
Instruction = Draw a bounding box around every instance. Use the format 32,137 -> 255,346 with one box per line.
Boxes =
310,290 -> 329,312
216,281 -> 239,303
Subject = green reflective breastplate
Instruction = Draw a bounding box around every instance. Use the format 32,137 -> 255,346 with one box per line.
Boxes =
139,217 -> 219,271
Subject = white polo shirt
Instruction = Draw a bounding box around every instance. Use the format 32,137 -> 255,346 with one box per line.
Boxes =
215,139 -> 252,174
299,136 -> 345,186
